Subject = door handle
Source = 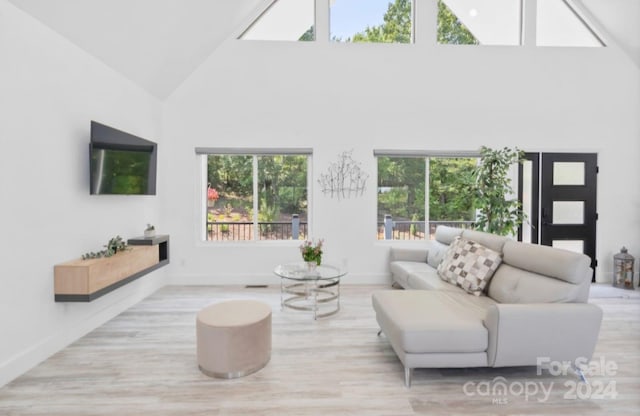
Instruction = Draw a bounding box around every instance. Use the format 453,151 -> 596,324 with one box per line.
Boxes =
541,208 -> 550,226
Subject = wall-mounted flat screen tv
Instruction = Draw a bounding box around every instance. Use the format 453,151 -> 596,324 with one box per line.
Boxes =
90,121 -> 157,195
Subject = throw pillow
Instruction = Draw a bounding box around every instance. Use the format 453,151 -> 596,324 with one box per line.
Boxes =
436,237 -> 503,296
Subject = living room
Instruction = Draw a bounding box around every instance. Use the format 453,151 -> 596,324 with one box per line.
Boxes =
1,0 -> 639,414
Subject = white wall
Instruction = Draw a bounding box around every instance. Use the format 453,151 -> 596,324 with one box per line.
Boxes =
1,0 -> 639,389
0,1 -> 166,386
163,34 -> 640,286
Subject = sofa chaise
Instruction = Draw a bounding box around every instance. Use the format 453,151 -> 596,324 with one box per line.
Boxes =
372,226 -> 603,387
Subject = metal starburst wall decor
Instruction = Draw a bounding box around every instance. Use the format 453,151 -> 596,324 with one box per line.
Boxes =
318,150 -> 369,200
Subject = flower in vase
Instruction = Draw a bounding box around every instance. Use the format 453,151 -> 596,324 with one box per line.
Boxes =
300,239 -> 324,265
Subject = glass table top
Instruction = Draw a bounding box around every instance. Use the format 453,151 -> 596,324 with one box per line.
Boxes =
274,262 -> 347,281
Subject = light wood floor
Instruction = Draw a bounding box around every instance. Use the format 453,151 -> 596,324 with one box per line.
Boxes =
1,284 -> 639,415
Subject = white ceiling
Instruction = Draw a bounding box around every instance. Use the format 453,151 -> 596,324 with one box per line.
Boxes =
581,0 -> 640,66
7,0 -> 640,100
7,0 -> 265,99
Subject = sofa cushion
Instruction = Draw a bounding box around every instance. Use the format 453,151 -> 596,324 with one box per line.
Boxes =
437,237 -> 503,296
426,240 -> 449,269
435,226 -> 463,245
486,240 -> 593,303
501,240 -> 590,285
461,229 -> 509,253
372,291 -> 494,354
390,261 -> 433,288
407,270 -> 468,293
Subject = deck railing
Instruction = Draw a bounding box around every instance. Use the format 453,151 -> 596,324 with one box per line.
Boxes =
377,217 -> 475,240
207,215 -> 472,241
206,215 -> 308,241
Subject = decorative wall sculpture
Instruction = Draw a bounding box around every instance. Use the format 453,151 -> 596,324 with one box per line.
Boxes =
318,150 -> 369,199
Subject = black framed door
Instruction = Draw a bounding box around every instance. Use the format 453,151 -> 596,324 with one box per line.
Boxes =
518,153 -> 540,243
540,153 -> 598,279
518,153 -> 598,280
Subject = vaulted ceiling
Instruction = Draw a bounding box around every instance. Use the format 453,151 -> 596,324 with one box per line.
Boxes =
7,0 -> 640,100
7,0 -> 264,99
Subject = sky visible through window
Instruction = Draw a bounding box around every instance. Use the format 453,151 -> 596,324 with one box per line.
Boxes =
330,0 -> 392,40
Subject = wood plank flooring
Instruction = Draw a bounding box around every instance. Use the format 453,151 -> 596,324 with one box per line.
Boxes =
0,284 -> 639,415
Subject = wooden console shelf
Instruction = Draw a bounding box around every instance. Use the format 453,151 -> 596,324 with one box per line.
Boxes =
54,235 -> 169,302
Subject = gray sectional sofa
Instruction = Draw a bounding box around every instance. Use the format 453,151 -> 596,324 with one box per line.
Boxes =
372,226 -> 603,387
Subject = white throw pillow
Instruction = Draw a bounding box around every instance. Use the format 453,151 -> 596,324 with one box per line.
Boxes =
437,237 -> 503,296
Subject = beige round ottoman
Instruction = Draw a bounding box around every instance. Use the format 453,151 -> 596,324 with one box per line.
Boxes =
196,299 -> 271,379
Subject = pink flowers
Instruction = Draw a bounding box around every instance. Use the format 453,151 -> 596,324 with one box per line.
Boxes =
207,187 -> 219,201
300,239 -> 324,264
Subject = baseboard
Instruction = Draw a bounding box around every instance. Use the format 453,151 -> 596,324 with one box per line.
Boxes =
168,272 -> 392,286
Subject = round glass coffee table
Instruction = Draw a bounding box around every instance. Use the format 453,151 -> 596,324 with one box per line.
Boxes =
274,262 -> 346,320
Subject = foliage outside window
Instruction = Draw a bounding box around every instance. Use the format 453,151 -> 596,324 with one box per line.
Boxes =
437,0 -> 478,45
330,0 -> 413,43
377,156 -> 476,240
378,157 -> 426,239
206,154 -> 308,241
239,0 -> 601,47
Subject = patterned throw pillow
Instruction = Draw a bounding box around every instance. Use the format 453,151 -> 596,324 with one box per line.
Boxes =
436,237 -> 503,296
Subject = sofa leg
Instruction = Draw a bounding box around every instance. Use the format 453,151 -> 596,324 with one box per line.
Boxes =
377,329 -> 382,336
404,367 -> 412,388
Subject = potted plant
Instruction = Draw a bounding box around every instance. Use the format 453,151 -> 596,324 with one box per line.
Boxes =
472,146 -> 525,236
144,224 -> 156,238
300,239 -> 324,268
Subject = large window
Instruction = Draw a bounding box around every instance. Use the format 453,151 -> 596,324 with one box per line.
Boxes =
330,0 -> 413,43
377,155 -> 477,240
200,150 -> 310,241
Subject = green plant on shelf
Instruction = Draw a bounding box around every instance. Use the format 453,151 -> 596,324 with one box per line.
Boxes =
82,235 -> 129,260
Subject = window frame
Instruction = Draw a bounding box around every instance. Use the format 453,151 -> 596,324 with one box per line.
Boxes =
374,149 -> 480,242
196,147 -> 313,244
329,0 -> 415,44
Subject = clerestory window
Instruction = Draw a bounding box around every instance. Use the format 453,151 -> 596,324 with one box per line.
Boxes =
330,0 -> 414,43
238,0 -> 604,48
536,0 -> 604,47
196,148 -> 311,241
239,0 -> 316,41
437,0 -> 522,46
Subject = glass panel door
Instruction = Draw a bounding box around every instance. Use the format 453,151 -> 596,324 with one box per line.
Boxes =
540,153 -> 598,280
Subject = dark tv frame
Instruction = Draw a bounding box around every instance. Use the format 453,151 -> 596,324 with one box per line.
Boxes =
90,121 -> 157,195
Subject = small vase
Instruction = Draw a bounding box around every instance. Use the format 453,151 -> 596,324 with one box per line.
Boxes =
207,200 -> 216,208
144,229 -> 155,238
306,261 -> 318,272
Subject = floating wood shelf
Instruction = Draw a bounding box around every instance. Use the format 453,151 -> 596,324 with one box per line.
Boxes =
54,235 -> 169,302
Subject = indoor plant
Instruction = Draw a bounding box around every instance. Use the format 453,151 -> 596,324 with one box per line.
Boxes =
300,239 -> 324,266
472,146 -> 525,236
81,235 -> 129,260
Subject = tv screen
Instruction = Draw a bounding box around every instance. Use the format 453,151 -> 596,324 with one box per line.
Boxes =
89,121 -> 157,195
91,148 -> 152,194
